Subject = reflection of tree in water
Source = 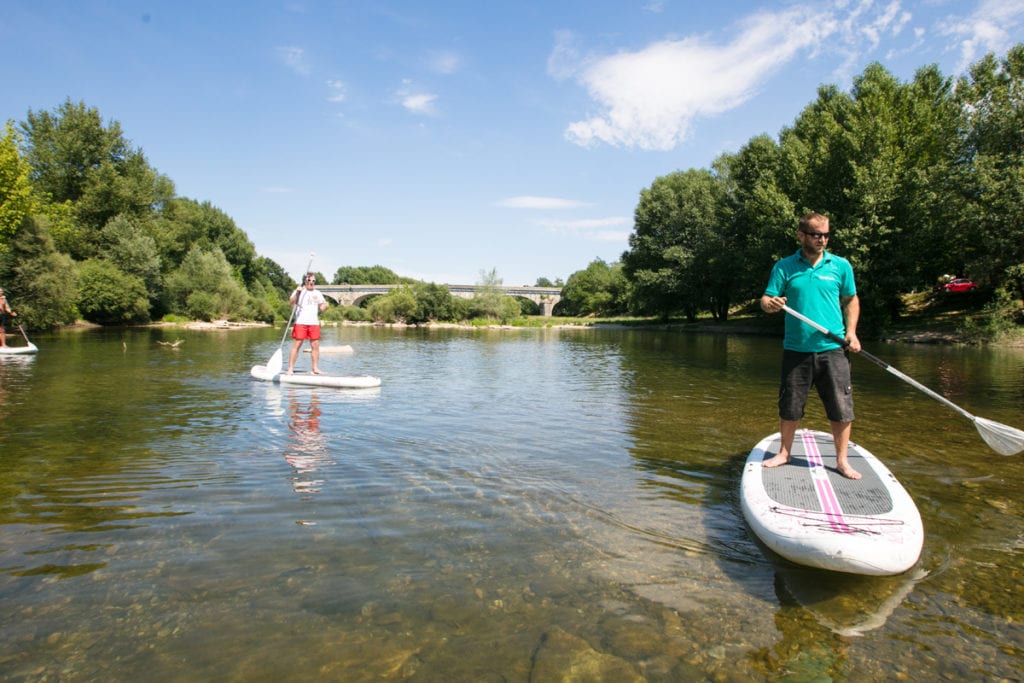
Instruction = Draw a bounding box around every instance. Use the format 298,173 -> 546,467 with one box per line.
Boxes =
285,394 -> 331,496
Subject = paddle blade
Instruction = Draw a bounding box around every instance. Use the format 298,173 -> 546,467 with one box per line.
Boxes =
974,416 -> 1024,456
266,348 -> 283,375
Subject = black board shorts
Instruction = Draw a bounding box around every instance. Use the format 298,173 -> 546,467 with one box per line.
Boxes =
779,348 -> 855,423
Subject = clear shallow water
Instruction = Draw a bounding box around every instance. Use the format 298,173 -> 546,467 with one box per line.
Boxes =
0,325 -> 1021,681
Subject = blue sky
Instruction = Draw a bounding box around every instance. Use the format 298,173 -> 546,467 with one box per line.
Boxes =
4,1 -> 1024,286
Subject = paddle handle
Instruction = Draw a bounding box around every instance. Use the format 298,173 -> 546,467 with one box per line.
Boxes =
780,304 -> 976,421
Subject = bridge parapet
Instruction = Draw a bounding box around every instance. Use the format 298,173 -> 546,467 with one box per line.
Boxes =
319,284 -> 562,316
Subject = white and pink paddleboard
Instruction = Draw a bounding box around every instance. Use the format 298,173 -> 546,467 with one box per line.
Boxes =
0,342 -> 38,355
741,429 -> 923,576
250,364 -> 381,389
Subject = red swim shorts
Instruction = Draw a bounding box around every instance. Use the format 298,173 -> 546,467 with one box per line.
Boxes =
292,324 -> 321,341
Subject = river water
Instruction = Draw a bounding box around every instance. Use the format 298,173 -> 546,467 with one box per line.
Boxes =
0,324 -> 1021,681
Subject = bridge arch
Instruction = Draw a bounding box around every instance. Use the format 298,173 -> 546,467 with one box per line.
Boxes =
319,284 -> 562,316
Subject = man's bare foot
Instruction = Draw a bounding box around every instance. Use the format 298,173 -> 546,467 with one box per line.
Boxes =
762,452 -> 790,468
836,463 -> 862,480
312,369 -> 322,375
286,369 -> 294,375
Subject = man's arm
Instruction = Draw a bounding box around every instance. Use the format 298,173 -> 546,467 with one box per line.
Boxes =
841,295 -> 861,352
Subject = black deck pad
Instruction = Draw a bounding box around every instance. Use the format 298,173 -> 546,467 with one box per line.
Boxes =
760,435 -> 893,516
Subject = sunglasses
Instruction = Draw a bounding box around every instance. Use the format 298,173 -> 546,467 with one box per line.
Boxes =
801,231 -> 830,239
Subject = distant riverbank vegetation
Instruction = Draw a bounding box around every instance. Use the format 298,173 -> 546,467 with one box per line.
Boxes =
1,46 -> 1021,342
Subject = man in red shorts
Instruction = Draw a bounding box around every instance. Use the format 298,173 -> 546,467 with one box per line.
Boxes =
287,273 -> 329,375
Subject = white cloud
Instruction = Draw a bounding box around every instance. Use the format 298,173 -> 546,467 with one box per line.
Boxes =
396,79 -> 438,115
326,79 -> 345,103
428,50 -> 462,75
537,216 -> 632,242
277,46 -> 310,76
496,196 -> 591,209
547,30 -> 585,81
557,1 -> 947,151
940,0 -> 1024,72
559,6 -> 835,151
402,93 -> 438,114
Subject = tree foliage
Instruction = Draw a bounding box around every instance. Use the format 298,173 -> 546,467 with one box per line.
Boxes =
76,259 -> 150,324
558,259 -> 628,316
333,265 -> 414,285
0,123 -> 35,252
163,246 -> 248,321
617,46 -> 1024,333
4,44 -> 1023,331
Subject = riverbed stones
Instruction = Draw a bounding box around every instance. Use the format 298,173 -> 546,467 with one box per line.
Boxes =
530,627 -> 643,682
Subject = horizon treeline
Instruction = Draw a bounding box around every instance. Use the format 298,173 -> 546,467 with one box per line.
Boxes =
612,44 -> 1024,336
1,45 -> 1021,331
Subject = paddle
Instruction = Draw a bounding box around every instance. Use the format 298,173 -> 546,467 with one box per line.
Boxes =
266,253 -> 315,375
781,304 -> 1024,455
17,323 -> 32,347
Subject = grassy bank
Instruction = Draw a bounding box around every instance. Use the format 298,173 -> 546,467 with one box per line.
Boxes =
512,291 -> 1024,347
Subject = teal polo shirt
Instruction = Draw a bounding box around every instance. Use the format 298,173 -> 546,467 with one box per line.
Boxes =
764,249 -> 857,352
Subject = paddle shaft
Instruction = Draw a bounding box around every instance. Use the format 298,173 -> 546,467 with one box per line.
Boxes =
780,304 -> 976,421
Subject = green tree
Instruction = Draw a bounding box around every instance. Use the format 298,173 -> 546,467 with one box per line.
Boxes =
411,282 -> 460,323
954,45 -> 1024,290
155,198 -> 255,276
714,136 -> 795,303
332,265 -> 413,284
366,286 -> 417,323
623,169 -> 732,320
0,215 -> 78,328
164,246 -> 248,320
0,123 -> 35,252
76,258 -> 150,324
469,268 -> 519,322
252,255 -> 293,298
559,259 -> 628,316
101,215 -> 163,302
20,99 -> 174,257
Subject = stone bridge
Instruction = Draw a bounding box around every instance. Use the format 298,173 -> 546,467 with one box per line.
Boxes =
319,284 -> 563,316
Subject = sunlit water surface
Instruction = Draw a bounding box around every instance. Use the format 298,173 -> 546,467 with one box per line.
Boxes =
0,325 -> 1021,681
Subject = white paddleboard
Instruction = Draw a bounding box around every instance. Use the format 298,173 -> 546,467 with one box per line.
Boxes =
0,342 -> 38,355
250,364 -> 381,389
741,429 -> 923,576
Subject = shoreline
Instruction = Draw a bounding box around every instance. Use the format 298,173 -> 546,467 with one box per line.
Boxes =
59,317 -> 1024,348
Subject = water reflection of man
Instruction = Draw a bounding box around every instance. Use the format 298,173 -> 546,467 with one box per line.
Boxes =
284,394 -> 330,495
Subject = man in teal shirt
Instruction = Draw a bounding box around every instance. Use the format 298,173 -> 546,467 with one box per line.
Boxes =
760,213 -> 863,479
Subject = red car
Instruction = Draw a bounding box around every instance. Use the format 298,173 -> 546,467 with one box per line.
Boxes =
941,278 -> 978,293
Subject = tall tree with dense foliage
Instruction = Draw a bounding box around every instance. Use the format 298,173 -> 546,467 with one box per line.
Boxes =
623,169 -> 733,320
714,135 -> 796,304
953,45 -> 1024,288
558,259 -> 628,316
155,198 -> 256,278
76,258 -> 150,324
0,123 -> 35,252
0,216 -> 78,328
332,265 -> 411,284
163,246 -> 248,321
20,99 -> 174,258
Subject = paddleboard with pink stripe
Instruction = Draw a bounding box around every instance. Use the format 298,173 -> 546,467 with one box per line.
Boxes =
741,429 -> 923,576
